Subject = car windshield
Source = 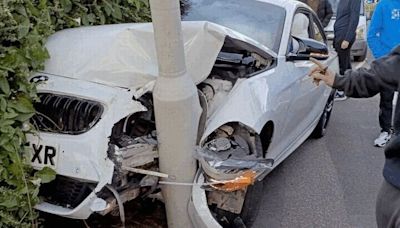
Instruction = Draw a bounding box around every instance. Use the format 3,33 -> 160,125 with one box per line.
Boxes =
328,0 -> 364,16
181,0 -> 286,53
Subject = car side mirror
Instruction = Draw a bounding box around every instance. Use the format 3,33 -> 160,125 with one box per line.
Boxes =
287,36 -> 329,61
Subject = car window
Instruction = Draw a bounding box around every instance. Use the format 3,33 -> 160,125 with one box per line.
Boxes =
291,13 -> 311,39
181,0 -> 286,53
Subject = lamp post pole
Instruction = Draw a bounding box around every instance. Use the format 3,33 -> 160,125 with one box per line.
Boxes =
148,0 -> 201,227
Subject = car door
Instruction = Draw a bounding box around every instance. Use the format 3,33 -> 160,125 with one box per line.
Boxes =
282,10 -> 330,146
306,14 -> 334,122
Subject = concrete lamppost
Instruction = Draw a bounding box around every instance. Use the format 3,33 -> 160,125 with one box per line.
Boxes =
149,0 -> 201,227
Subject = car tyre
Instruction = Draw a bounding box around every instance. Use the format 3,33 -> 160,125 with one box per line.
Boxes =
239,178 -> 264,227
311,90 -> 335,138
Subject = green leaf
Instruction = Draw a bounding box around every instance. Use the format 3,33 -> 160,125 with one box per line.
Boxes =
81,14 -> 89,26
98,12 -> 106,24
35,167 -> 56,184
134,0 -> 141,12
4,111 -> 18,119
17,19 -> 31,40
0,120 -> 15,128
15,113 -> 34,122
9,97 -> 34,114
0,77 -> 10,95
103,0 -> 113,16
87,13 -> 96,23
2,142 -> 15,152
60,0 -> 73,13
0,96 -> 7,112
111,4 -> 122,20
0,196 -> 18,208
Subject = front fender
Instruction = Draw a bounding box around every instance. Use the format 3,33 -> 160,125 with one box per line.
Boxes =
201,74 -> 278,144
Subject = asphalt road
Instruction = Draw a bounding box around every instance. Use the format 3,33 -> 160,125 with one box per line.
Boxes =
253,59 -> 385,228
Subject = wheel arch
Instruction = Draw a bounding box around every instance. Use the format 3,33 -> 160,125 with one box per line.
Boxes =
259,121 -> 274,157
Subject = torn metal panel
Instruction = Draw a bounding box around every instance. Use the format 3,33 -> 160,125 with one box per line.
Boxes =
113,134 -> 158,168
195,124 -> 272,182
198,79 -> 233,118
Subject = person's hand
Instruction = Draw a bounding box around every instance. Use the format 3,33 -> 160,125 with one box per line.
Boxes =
341,40 -> 350,49
309,58 -> 335,87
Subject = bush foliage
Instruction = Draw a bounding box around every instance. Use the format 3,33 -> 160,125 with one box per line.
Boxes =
0,0 -> 150,227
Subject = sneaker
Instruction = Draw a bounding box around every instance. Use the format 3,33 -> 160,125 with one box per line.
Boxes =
334,91 -> 347,101
374,131 -> 391,147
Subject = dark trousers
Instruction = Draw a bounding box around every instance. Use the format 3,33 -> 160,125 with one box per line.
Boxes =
376,180 -> 400,228
380,90 -> 394,133
334,38 -> 353,75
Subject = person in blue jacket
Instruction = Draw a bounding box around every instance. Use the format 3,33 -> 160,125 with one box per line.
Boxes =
367,0 -> 400,148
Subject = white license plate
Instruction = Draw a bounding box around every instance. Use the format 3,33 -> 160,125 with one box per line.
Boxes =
27,140 -> 59,169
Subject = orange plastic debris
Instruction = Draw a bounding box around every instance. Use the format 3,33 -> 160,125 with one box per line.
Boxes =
211,170 -> 257,192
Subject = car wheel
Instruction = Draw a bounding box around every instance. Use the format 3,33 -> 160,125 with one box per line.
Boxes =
353,48 -> 367,62
311,90 -> 335,138
239,178 -> 264,227
212,135 -> 264,228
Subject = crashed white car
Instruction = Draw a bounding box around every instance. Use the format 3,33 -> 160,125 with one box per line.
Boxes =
27,0 -> 338,226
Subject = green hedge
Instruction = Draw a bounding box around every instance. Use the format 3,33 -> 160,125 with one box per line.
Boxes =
0,1 -> 150,227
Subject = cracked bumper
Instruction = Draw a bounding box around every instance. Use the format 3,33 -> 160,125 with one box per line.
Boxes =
35,191 -> 107,219
189,171 -> 222,228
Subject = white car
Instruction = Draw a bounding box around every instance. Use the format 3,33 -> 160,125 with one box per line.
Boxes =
28,0 -> 338,226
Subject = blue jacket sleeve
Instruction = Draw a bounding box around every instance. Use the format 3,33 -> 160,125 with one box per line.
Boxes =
345,0 -> 361,42
367,2 -> 386,58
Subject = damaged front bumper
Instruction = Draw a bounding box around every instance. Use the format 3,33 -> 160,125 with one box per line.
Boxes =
189,123 -> 273,227
35,191 -> 107,219
189,171 -> 223,228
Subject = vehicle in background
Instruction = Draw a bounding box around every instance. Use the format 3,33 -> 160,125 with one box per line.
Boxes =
325,0 -> 368,62
365,0 -> 379,19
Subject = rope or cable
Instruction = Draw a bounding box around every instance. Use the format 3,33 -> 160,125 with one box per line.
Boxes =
106,185 -> 125,228
158,179 -> 234,187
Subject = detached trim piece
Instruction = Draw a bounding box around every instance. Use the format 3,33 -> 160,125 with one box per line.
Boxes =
32,93 -> 104,135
